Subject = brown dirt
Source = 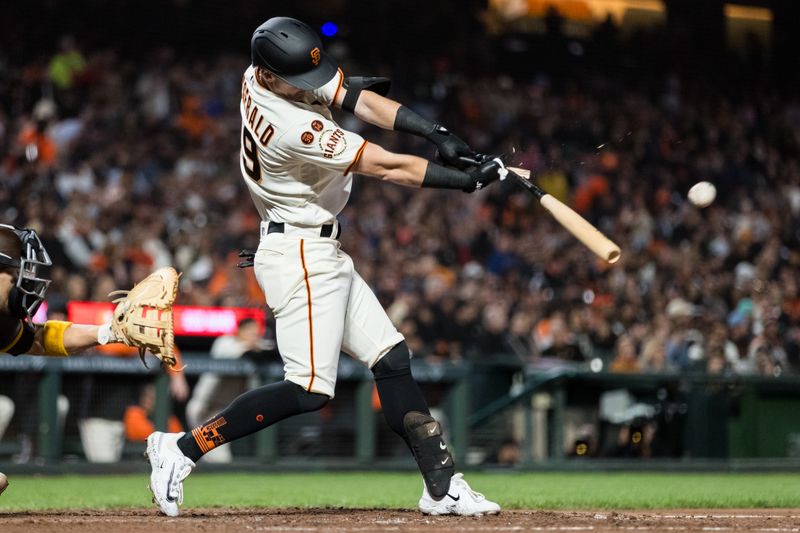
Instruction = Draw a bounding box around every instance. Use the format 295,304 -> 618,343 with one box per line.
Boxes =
2,508 -> 800,532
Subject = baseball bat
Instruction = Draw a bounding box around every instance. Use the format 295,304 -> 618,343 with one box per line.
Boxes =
507,166 -> 621,264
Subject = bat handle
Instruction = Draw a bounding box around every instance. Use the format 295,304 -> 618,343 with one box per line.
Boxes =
508,169 -> 544,199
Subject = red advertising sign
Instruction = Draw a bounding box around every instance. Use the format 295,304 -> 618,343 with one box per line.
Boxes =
67,302 -> 266,337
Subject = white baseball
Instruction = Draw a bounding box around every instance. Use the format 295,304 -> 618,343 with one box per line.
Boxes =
688,181 -> 716,208
0,472 -> 8,495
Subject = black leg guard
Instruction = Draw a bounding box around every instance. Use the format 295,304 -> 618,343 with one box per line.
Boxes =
404,411 -> 455,499
372,342 -> 454,499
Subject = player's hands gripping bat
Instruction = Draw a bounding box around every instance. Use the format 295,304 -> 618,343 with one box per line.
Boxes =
508,166 -> 621,264
428,125 -> 482,169
464,157 -> 508,192
109,267 -> 181,367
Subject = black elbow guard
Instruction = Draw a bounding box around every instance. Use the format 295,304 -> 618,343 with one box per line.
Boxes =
342,76 -> 392,113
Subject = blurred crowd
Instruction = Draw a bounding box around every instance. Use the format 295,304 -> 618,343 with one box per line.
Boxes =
2,29 -> 800,380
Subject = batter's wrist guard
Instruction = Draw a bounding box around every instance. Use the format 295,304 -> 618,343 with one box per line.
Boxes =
422,162 -> 474,192
393,105 -> 435,137
404,411 -> 454,499
341,76 -> 391,113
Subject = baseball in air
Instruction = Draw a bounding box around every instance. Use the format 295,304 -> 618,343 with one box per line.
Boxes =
688,181 -> 716,208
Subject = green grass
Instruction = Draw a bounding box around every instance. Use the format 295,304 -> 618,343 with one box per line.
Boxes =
1,472 -> 800,511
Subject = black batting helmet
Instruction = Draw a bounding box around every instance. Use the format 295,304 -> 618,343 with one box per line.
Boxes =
0,224 -> 52,321
251,17 -> 338,90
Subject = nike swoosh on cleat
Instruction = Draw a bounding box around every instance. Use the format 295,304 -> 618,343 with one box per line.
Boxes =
447,493 -> 460,501
440,457 -> 449,465
165,464 -> 177,503
439,441 -> 447,450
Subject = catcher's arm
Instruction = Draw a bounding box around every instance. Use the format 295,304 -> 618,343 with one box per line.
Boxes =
0,316 -> 108,357
2,268 -> 179,361
31,322 -> 102,356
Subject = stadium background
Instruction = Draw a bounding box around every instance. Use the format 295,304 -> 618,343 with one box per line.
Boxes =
2,0 -> 800,521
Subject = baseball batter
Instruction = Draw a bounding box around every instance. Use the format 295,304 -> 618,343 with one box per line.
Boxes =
147,17 -> 503,517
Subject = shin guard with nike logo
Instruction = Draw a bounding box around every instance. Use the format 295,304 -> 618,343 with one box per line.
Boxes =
404,411 -> 454,499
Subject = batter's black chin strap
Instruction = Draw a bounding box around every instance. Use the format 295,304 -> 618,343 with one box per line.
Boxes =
341,76 -> 392,113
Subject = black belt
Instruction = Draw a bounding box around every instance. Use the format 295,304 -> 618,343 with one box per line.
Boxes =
266,221 -> 338,238
240,222 -> 340,269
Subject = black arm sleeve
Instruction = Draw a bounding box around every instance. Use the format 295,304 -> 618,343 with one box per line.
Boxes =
393,106 -> 436,137
394,106 -> 478,169
0,316 -> 35,356
422,161 -> 473,191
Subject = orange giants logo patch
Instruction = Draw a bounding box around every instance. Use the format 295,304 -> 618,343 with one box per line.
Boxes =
311,120 -> 323,132
301,131 -> 314,145
310,47 -> 321,66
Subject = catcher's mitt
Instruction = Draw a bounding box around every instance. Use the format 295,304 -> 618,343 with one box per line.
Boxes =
109,267 -> 180,367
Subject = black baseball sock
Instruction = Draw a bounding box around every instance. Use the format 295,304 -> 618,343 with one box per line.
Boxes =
177,380 -> 329,462
371,342 -> 455,499
371,342 -> 431,435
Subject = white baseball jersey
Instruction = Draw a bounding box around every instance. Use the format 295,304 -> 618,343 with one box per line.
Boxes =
239,66 -> 367,227
239,66 -> 403,397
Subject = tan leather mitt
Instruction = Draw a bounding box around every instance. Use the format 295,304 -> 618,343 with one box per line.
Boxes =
109,267 -> 180,367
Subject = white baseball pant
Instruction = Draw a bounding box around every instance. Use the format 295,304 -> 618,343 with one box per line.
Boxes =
253,225 -> 404,398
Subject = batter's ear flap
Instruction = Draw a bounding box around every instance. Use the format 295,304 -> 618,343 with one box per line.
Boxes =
342,76 -> 392,113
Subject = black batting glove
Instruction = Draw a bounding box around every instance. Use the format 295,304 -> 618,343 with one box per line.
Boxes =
464,157 -> 506,193
237,249 -> 256,268
393,106 -> 479,168
427,125 -> 480,169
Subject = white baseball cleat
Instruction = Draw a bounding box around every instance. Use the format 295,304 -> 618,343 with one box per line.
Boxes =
418,473 -> 501,516
146,431 -> 195,517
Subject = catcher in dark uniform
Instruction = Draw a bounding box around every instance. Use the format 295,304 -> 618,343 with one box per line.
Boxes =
1,223 -> 110,357
0,223 -> 181,495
